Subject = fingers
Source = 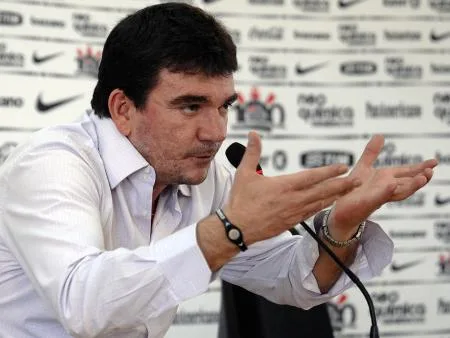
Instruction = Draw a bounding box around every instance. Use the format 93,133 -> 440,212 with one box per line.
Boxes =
297,193 -> 350,224
278,176 -> 361,225
283,164 -> 350,190
391,173 -> 432,201
293,176 -> 361,206
424,167 -> 434,181
238,131 -> 262,173
391,159 -> 438,178
354,135 -> 385,168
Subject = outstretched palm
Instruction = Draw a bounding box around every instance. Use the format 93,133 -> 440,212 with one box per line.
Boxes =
331,135 -> 437,232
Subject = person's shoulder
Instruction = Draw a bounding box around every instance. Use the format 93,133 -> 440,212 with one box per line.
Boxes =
3,117 -> 100,171
37,117 -> 99,152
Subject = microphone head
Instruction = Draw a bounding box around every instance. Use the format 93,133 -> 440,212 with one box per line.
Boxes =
225,142 -> 262,171
225,142 -> 246,168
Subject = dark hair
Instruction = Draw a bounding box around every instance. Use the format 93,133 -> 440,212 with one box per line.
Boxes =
91,3 -> 238,118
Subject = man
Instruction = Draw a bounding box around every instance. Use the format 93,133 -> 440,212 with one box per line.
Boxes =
0,3 -> 436,338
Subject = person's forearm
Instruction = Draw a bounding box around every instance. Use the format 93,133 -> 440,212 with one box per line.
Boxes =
312,209 -> 361,293
9,224 -> 211,337
196,214 -> 240,271
197,209 -> 361,286
312,233 -> 359,293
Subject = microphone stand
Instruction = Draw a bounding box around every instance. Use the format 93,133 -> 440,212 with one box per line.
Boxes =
298,221 -> 379,338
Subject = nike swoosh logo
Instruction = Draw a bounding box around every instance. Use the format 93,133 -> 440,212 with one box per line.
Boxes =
36,93 -> 83,113
338,0 -> 367,8
32,51 -> 64,64
296,62 -> 328,75
430,30 -> 450,42
436,195 -> 450,206
390,259 -> 423,272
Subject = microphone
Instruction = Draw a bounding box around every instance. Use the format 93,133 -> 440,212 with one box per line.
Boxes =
226,142 -> 263,175
225,142 -> 379,338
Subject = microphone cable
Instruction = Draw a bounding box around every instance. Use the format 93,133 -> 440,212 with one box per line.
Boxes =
293,221 -> 379,338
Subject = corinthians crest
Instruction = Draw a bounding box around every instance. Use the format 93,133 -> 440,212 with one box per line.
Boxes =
327,294 -> 356,332
233,87 -> 285,132
76,46 -> 101,78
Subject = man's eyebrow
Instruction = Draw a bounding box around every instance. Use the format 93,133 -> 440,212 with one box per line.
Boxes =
169,95 -> 209,106
168,93 -> 238,106
224,93 -> 238,105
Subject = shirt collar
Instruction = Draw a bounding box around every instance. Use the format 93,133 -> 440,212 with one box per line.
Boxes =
90,114 -> 149,189
177,184 -> 191,197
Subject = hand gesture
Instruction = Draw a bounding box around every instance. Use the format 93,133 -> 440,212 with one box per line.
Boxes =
225,132 -> 361,245
329,135 -> 437,239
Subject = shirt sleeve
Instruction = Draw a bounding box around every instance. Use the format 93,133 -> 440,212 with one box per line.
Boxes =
0,139 -> 211,337
219,216 -> 393,309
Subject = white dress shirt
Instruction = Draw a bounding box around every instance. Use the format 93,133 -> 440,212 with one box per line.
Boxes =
0,113 -> 393,338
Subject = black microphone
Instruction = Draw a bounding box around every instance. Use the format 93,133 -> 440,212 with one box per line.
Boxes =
225,142 -> 379,338
226,142 -> 263,175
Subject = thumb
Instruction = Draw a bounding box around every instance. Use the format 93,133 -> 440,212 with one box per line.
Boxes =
358,134 -> 385,168
238,131 -> 262,172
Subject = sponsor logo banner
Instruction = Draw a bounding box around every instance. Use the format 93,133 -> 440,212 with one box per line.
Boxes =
0,11 -> 22,26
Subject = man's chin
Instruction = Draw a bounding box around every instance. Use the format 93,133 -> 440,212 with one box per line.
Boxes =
179,168 -> 209,186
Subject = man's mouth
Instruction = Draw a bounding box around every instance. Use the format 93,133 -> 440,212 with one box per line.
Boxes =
194,153 -> 214,159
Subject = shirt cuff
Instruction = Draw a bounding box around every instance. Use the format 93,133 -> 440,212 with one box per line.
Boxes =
149,224 -> 212,302
297,217 -> 393,297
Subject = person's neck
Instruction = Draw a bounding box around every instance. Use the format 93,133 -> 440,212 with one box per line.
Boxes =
152,183 -> 167,205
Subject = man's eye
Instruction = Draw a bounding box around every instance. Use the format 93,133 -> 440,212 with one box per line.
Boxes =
222,101 -> 235,111
182,104 -> 200,114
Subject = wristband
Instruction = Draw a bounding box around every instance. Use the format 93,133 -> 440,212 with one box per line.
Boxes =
321,209 -> 366,248
215,209 -> 248,251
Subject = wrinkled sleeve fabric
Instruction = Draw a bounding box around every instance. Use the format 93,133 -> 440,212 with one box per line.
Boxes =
0,137 -> 211,337
217,162 -> 393,309
220,220 -> 392,309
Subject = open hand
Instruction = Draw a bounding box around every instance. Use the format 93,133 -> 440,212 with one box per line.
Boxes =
224,132 -> 361,245
329,135 -> 437,239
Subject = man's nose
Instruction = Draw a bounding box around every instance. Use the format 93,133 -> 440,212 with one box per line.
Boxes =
197,110 -> 227,143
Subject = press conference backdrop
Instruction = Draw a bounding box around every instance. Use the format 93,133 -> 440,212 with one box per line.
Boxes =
0,0 -> 449,337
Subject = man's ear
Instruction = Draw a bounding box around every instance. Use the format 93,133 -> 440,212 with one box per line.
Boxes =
108,89 -> 136,136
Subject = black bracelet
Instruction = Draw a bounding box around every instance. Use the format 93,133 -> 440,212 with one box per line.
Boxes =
215,209 -> 248,251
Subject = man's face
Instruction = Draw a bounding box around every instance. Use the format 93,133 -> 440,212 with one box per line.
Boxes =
128,69 -> 236,187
